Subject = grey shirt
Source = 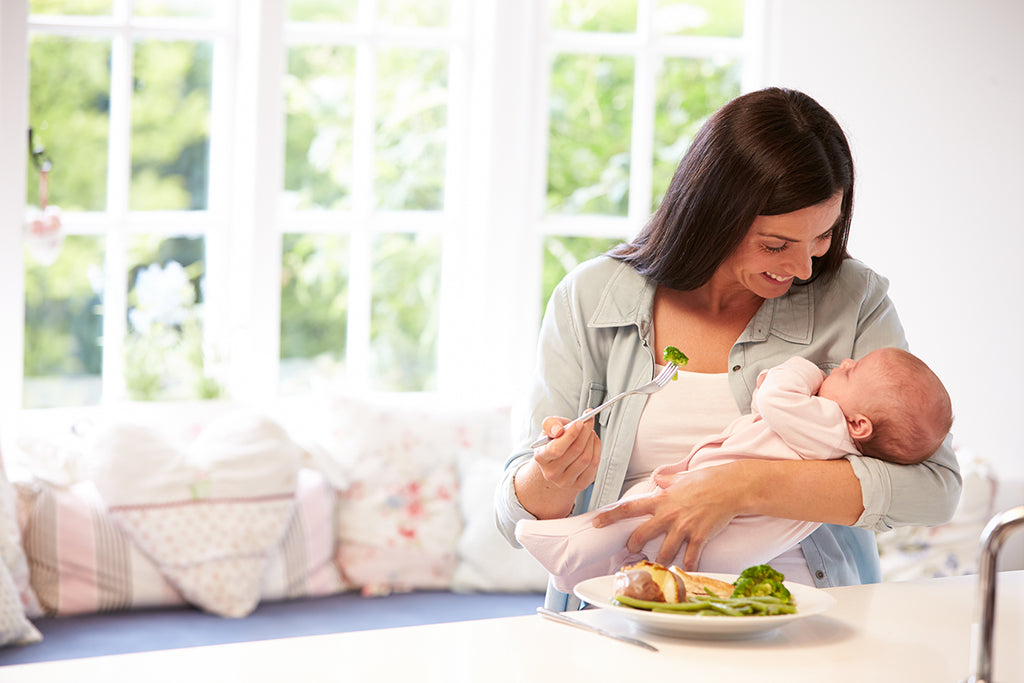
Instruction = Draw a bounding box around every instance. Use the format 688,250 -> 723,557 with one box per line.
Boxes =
495,256 -> 961,610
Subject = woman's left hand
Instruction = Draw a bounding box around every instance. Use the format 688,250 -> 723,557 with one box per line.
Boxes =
592,461 -> 747,570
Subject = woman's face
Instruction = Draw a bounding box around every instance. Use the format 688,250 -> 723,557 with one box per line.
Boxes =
717,192 -> 843,299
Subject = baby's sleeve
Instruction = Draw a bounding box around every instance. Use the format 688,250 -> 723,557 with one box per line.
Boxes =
754,357 -> 855,459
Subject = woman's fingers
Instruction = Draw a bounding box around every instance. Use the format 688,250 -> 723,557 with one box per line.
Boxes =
540,416 -> 568,441
593,494 -> 654,527
680,535 -> 707,571
595,466 -> 741,569
532,417 -> 600,491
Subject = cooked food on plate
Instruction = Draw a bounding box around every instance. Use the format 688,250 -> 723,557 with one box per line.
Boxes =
611,561 -> 797,616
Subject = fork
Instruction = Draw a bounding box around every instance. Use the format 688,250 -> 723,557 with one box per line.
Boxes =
529,362 -> 679,448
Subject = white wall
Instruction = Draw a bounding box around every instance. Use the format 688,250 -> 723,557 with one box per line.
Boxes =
763,0 -> 1024,484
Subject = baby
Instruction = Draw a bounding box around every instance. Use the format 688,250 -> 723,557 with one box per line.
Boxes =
515,347 -> 953,592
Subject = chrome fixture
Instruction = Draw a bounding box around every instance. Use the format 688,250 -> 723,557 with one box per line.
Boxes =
962,505 -> 1024,683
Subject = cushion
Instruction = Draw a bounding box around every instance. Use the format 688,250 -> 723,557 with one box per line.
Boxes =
0,449 -> 42,648
319,395 -> 509,596
0,561 -> 41,648
17,479 -> 187,615
451,447 -> 550,593
17,469 -> 344,616
85,410 -> 305,617
877,452 -> 998,580
260,469 -> 349,602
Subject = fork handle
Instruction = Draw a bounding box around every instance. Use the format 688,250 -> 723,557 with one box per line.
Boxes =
528,391 -> 628,448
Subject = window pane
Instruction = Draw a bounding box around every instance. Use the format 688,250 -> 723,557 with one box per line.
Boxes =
370,233 -> 440,391
125,236 -> 221,400
541,236 -> 623,314
283,46 -> 357,211
133,0 -> 216,19
378,0 -> 450,27
652,56 -> 741,210
547,54 -> 633,216
27,36 -> 110,212
375,47 -> 448,211
23,235 -> 105,409
30,0 -> 112,15
279,233 -> 349,393
549,0 -> 637,32
131,40 -> 212,211
654,0 -> 745,38
287,0 -> 358,23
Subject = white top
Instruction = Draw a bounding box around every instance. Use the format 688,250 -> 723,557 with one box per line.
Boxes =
625,367 -> 740,491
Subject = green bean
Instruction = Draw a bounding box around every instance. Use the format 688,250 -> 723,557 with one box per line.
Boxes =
613,593 -> 797,617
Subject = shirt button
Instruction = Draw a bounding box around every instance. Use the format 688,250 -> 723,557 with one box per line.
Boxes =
815,570 -> 825,580
731,365 -> 741,372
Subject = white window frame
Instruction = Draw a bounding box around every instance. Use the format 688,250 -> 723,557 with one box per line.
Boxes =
0,0 -> 765,426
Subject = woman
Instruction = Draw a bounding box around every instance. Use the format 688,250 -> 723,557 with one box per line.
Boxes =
494,87 -> 961,611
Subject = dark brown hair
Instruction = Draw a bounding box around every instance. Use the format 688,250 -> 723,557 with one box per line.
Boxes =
612,87 -> 854,289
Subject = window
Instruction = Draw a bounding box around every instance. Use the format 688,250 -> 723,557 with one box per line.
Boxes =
19,1 -> 224,406
0,0 -> 759,413
539,0 -> 746,311
278,1 -> 465,393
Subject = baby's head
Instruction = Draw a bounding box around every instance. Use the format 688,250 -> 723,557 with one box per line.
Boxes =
818,347 -> 952,465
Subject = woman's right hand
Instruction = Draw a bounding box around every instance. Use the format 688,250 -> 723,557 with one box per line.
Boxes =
532,416 -> 601,491
512,416 -> 601,520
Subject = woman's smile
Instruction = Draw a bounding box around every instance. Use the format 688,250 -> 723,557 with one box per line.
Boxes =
716,192 -> 843,300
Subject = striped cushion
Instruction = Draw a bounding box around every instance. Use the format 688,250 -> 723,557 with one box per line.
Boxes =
16,469 -> 344,616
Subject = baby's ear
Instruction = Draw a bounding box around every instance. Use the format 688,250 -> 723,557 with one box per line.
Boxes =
847,414 -> 873,441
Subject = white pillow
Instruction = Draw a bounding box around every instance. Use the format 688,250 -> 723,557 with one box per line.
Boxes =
451,435 -> 549,594
84,410 -> 305,616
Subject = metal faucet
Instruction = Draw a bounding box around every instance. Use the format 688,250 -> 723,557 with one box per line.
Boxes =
962,505 -> 1024,683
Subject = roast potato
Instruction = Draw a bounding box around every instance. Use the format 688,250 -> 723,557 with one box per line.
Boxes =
613,560 -> 686,603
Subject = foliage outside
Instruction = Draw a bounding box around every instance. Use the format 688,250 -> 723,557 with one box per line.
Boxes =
24,0 -> 743,406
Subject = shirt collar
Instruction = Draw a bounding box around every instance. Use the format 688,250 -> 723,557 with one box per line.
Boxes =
587,260 -> 815,345
740,283 -> 815,344
588,260 -> 655,338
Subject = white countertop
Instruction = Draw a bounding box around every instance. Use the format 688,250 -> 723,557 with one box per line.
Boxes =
5,571 -> 1022,683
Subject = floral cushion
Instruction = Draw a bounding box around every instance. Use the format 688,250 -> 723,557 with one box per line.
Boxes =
319,395 -> 510,596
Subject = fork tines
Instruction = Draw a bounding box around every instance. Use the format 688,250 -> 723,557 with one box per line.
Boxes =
656,363 -> 678,384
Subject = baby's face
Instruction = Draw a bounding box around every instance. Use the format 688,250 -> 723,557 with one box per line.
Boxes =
818,349 -> 890,414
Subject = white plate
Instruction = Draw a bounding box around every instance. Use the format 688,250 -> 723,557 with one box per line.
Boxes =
573,573 -> 836,639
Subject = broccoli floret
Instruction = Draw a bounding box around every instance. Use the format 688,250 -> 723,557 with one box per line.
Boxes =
731,564 -> 792,603
662,346 -> 689,380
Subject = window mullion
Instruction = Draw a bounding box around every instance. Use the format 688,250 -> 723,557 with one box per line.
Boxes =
434,0 -> 471,395
101,28 -> 133,403
628,0 -> 656,229
0,0 -> 29,420
345,32 -> 377,392
202,3 -> 237,401
226,0 -> 284,402
469,0 -> 546,396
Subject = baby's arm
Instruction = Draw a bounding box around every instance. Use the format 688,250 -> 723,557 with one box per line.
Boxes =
754,357 -> 856,459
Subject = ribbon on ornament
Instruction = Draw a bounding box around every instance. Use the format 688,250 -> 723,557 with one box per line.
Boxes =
26,127 -> 64,265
